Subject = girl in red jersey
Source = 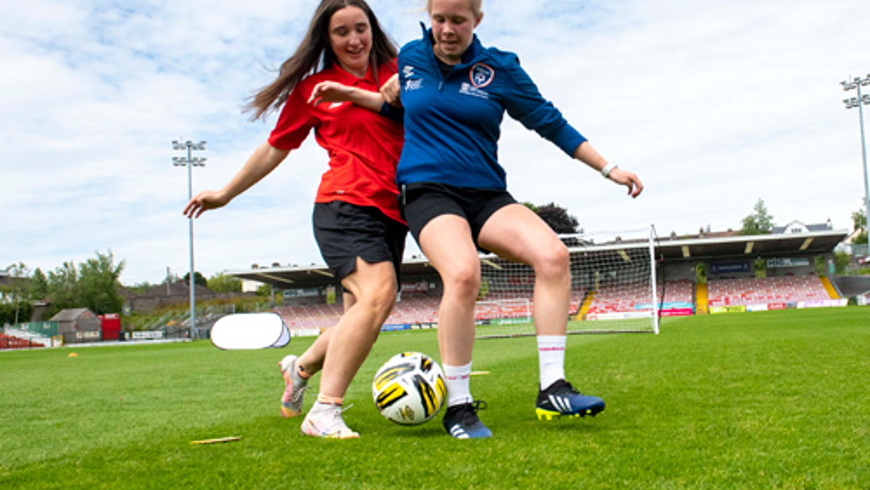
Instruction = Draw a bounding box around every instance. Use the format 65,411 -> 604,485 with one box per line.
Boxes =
184,0 -> 404,439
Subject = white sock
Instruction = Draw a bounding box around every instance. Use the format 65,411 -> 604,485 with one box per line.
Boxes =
537,335 -> 566,390
443,362 -> 473,407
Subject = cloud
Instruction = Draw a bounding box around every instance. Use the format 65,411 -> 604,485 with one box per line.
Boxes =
1,0 -> 868,285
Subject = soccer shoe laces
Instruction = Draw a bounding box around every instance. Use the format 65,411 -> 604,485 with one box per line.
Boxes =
324,403 -> 358,438
545,379 -> 577,396
303,402 -> 359,439
453,400 -> 487,425
444,400 -> 492,439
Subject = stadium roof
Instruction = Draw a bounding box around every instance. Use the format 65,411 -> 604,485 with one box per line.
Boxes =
653,228 -> 848,261
226,229 -> 849,289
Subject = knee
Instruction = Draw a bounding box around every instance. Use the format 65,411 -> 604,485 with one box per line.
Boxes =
443,263 -> 481,299
535,241 -> 570,280
348,275 -> 396,319
364,282 -> 397,317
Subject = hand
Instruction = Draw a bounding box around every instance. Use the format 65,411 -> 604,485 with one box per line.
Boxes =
608,167 -> 644,199
183,190 -> 229,219
380,74 -> 401,107
307,81 -> 355,106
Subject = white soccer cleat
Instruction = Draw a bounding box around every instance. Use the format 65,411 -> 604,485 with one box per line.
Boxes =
300,402 -> 360,439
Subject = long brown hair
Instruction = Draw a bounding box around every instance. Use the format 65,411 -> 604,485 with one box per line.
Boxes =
246,0 -> 397,121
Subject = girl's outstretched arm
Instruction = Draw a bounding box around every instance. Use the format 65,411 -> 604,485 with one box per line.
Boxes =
184,142 -> 289,218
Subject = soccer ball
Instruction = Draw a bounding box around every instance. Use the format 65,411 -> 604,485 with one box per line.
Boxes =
372,352 -> 446,425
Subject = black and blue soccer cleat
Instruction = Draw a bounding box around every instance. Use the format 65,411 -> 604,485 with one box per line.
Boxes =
536,379 -> 605,420
442,401 -> 493,439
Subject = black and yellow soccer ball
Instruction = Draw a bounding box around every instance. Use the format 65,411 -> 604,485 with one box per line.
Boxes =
372,352 -> 446,425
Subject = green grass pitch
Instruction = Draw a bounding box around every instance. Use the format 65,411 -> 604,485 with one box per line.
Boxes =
1,308 -> 868,489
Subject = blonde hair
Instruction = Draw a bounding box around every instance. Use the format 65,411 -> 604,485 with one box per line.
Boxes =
427,0 -> 482,16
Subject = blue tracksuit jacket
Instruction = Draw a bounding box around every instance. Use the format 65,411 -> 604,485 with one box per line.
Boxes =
395,26 -> 587,190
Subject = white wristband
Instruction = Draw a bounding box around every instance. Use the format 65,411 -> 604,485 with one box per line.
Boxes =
601,162 -> 617,178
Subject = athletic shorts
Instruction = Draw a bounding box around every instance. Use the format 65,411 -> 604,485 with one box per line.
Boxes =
312,201 -> 407,283
400,182 -> 517,246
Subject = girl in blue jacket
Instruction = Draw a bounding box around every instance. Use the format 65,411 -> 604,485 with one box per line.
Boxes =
396,0 -> 644,439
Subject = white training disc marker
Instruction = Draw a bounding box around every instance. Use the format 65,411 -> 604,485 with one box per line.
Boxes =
210,312 -> 290,350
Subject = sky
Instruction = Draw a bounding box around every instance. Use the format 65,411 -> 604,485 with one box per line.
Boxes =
2,0 -> 869,285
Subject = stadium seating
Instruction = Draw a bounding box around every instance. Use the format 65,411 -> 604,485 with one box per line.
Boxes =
274,293 -> 444,331
586,279 -> 693,314
275,304 -> 343,330
707,276 -> 830,307
0,333 -> 45,350
268,276 -> 835,332
385,294 -> 441,325
661,279 -> 695,305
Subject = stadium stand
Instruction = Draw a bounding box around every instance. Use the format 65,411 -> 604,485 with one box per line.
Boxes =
585,279 -> 694,315
586,282 -> 647,315
272,278 -> 701,331
265,273 -> 850,334
0,333 -> 45,350
386,293 -> 440,325
707,276 -> 832,307
660,279 -> 695,305
276,304 -> 342,331
275,293 -> 444,331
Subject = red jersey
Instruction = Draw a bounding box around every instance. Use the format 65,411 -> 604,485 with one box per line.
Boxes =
268,61 -> 404,224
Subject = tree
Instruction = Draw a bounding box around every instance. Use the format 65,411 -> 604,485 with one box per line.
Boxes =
46,251 -> 125,316
741,198 -> 774,235
531,202 -> 580,234
1,263 -> 31,325
815,253 -> 851,276
29,268 -> 49,300
47,261 -> 79,314
183,271 -> 208,287
256,283 -> 273,297
128,282 -> 153,295
78,252 -> 125,314
208,273 -> 242,293
852,207 -> 868,245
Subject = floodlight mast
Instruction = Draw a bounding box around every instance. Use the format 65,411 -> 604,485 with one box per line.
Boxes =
172,138 -> 207,340
841,75 -> 870,238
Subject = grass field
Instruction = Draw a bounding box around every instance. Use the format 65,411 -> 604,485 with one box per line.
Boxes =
1,308 -> 868,489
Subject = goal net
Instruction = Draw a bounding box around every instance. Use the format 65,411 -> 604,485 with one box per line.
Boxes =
475,227 -> 659,338
474,298 -> 531,325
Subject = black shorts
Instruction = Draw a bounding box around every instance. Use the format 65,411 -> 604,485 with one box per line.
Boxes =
312,201 -> 407,283
400,182 -> 517,246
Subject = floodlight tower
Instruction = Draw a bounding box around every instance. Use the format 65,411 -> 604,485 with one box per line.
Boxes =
172,139 -> 207,339
841,74 -> 870,237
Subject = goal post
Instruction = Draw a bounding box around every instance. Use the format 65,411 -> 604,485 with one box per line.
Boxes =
475,226 -> 660,339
